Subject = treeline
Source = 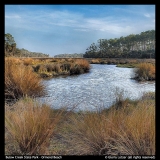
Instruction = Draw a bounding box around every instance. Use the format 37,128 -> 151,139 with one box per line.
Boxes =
15,48 -> 49,57
54,53 -> 83,58
84,30 -> 155,58
5,33 -> 49,57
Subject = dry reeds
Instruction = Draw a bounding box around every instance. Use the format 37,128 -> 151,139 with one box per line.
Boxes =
33,59 -> 90,76
134,63 -> 155,81
14,58 -> 90,76
111,102 -> 155,155
69,59 -> 90,75
5,58 -> 45,100
23,58 -> 34,66
60,98 -> 155,155
75,59 -> 90,71
90,59 -> 100,64
5,57 -> 23,65
5,98 -> 62,155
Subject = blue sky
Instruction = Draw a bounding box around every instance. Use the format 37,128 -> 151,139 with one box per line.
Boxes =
5,5 -> 155,57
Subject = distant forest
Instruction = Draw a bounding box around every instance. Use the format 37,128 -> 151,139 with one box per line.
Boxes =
5,33 -> 49,57
5,30 -> 155,59
83,30 -> 155,58
54,53 -> 83,58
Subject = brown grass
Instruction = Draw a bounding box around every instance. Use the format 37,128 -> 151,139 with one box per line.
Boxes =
69,59 -> 90,75
59,98 -> 155,155
5,98 -> 62,155
5,57 -> 23,65
5,58 -> 45,100
33,59 -> 90,76
134,63 -> 155,81
86,58 -> 155,67
109,100 -> 155,155
5,58 -> 91,77
75,59 -> 90,70
90,59 -> 101,64
23,58 -> 34,66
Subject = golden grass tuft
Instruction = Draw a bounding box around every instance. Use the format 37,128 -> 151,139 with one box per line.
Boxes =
111,101 -> 155,155
134,63 -> 155,81
31,58 -> 90,77
90,59 -> 100,64
5,58 -> 45,100
60,98 -> 155,155
23,58 -> 34,66
74,59 -> 90,72
5,57 -> 23,65
62,112 -> 117,155
5,98 -> 62,155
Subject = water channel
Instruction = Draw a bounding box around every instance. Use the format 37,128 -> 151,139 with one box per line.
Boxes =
39,64 -> 155,111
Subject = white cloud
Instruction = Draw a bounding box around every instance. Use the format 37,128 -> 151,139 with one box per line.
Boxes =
144,13 -> 151,18
74,28 -> 88,32
4,10 -> 135,36
5,6 -> 155,56
5,14 -> 21,19
5,8 -> 155,39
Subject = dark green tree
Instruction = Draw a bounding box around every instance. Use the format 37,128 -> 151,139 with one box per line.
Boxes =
5,33 -> 16,56
83,30 -> 155,59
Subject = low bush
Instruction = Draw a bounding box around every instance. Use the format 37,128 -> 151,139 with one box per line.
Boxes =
134,63 -> 155,81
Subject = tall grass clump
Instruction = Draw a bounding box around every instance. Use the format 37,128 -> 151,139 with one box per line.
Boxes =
59,112 -> 114,155
141,92 -> 155,100
60,97 -> 155,155
75,59 -> 90,71
5,57 -> 23,65
5,98 -> 62,155
5,58 -> 45,100
70,59 -> 90,75
110,101 -> 155,155
90,59 -> 100,64
134,63 -> 155,81
33,59 -> 90,77
23,58 -> 34,66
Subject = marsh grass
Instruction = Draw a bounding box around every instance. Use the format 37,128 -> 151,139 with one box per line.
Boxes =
56,93 -> 155,155
5,58 -> 45,100
90,59 -> 101,64
134,63 -> 155,81
5,57 -> 155,155
141,92 -> 155,100
23,58 -> 34,66
75,59 -> 90,71
5,98 -> 62,155
87,58 -> 155,68
110,101 -> 155,155
33,59 -> 90,77
5,89 -> 155,155
5,57 -> 23,65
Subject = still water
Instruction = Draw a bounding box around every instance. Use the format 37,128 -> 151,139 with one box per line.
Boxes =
39,64 -> 155,111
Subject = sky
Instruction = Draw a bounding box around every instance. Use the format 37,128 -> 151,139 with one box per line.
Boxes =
5,4 -> 155,57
